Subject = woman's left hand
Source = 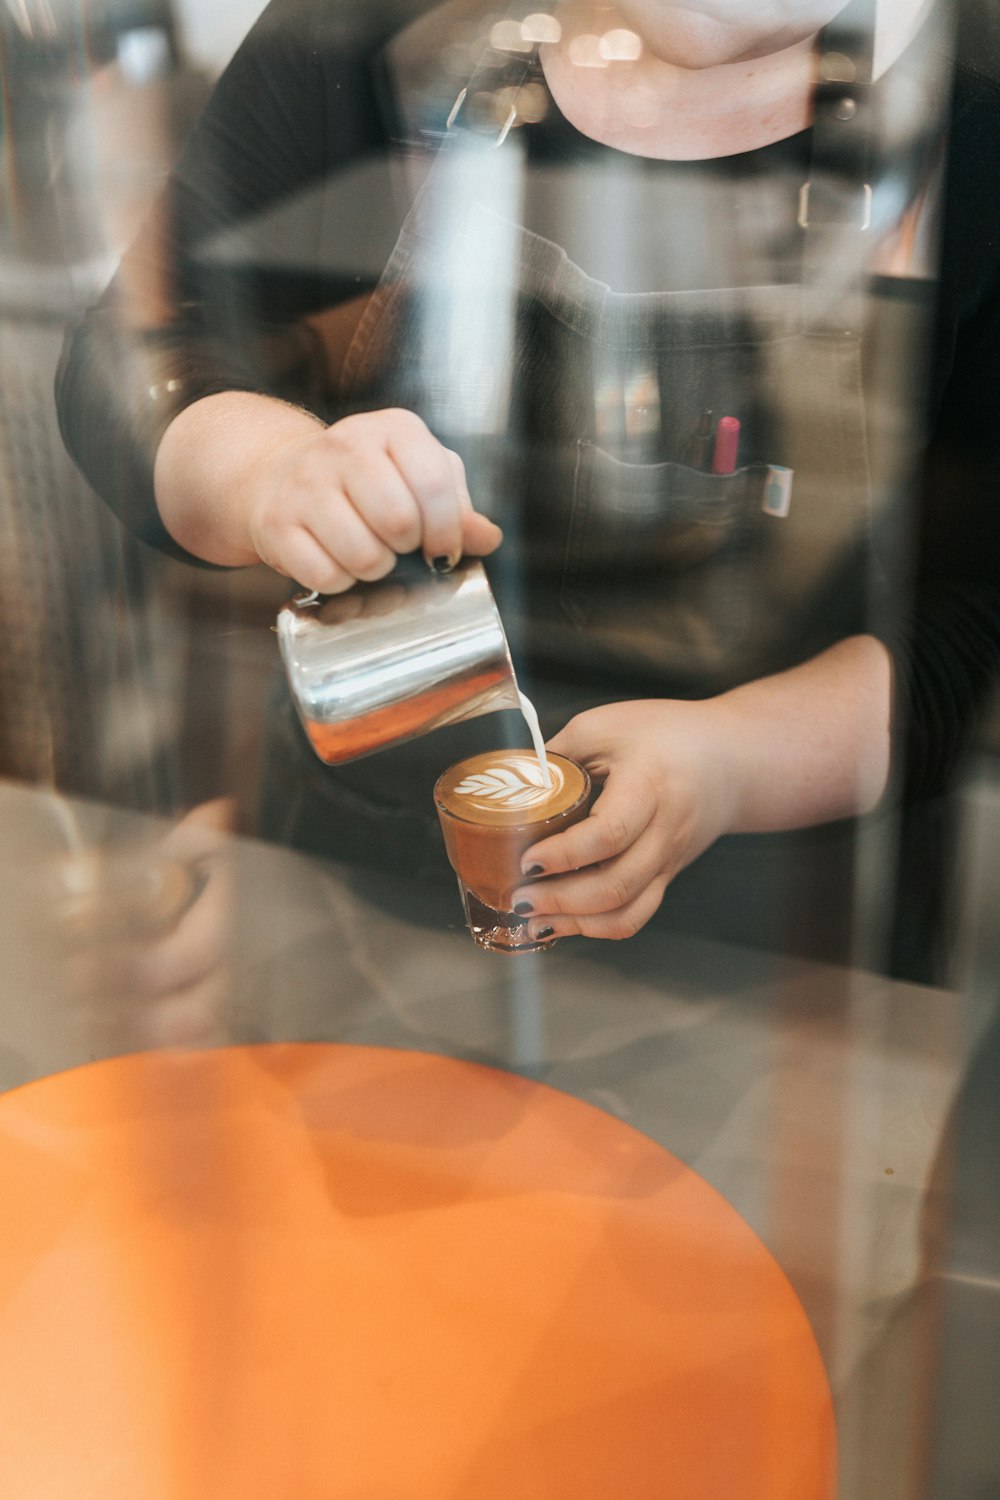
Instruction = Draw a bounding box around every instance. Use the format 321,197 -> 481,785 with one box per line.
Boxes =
509,699 -> 740,942
508,636 -> 893,943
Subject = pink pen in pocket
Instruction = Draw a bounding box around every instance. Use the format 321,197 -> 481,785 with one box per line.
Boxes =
711,415 -> 740,474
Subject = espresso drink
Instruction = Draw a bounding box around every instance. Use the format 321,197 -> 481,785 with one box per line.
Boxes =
435,751 -> 591,953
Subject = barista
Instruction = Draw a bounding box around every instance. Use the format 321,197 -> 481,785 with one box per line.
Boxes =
56,0 -> 1000,974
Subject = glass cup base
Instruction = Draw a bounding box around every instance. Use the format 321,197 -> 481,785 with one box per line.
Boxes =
458,882 -> 557,954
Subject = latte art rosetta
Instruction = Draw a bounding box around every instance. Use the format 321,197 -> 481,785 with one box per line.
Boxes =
452,755 -> 565,812
436,750 -> 587,828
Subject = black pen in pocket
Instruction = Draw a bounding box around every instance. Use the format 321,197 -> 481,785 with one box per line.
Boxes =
681,408 -> 714,469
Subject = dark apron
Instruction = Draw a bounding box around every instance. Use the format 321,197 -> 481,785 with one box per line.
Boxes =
260,6 -> 940,971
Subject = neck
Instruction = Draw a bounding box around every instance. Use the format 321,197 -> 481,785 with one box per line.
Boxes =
540,0 -> 936,160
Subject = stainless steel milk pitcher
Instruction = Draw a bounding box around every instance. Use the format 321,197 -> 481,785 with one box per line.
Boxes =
276,558 -> 521,764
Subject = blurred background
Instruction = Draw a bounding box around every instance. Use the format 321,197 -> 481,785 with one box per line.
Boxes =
0,0 -> 278,822
0,4 -> 997,1496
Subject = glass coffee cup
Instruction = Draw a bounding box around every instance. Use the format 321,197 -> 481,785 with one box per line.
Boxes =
435,751 -> 592,953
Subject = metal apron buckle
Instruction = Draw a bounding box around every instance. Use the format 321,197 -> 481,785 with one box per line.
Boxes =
797,180 -> 873,231
446,85 -> 518,147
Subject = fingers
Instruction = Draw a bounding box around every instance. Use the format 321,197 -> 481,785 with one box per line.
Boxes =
130,863 -> 228,997
511,833 -> 666,922
461,506 -> 505,558
336,410 -> 501,573
510,772 -> 672,942
160,797 -> 233,863
527,876 -> 669,943
451,448 -> 503,559
519,779 -> 654,879
309,475 -> 401,580
65,857 -> 231,1053
257,410 -> 502,590
141,970 -> 229,1049
266,527 -> 357,595
384,414 -> 467,568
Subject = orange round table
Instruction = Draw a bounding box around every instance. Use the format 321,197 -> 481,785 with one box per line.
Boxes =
0,1043 -> 835,1498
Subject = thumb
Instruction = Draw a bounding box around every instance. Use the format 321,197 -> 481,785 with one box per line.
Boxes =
461,509 -> 504,555
450,449 -> 503,556
544,715 -> 608,778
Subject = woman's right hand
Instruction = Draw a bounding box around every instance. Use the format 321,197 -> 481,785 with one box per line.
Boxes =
243,406 -> 502,592
155,394 -> 503,587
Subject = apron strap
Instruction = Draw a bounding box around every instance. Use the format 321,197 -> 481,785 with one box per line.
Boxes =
800,0 -> 878,332
443,7 -> 538,145
807,0 -> 877,211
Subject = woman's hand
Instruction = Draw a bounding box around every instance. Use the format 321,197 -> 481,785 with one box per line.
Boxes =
509,699 -> 740,942
62,799 -> 235,1052
244,407 -> 502,592
509,636 -> 893,942
155,394 -> 502,587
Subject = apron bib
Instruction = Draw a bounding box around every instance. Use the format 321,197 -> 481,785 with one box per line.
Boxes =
338,49 -> 880,696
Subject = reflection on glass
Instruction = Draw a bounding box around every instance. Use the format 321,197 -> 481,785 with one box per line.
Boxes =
0,0 -> 996,1493
600,27 -> 642,60
50,798 -> 234,1055
567,32 -> 609,67
522,12 -> 562,44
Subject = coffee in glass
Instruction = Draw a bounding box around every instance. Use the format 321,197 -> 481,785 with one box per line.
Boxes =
435,750 -> 591,953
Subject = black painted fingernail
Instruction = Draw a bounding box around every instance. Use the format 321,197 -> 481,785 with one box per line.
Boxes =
430,554 -> 456,574
513,901 -> 534,916
534,926 -> 555,940
522,864 -> 544,878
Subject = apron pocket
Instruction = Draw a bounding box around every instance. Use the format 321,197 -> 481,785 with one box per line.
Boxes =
560,440 -> 767,684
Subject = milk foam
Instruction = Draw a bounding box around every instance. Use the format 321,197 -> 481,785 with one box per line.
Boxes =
436,750 -> 587,826
453,753 -> 565,813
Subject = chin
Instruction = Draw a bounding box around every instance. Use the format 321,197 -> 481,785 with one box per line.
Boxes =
615,2 -> 845,69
